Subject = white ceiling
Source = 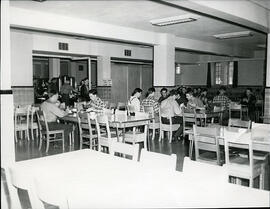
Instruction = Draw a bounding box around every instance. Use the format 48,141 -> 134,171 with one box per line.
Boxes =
10,0 -> 267,54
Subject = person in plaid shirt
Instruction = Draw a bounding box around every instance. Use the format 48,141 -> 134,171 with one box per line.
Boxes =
86,89 -> 105,110
141,87 -> 159,114
213,86 -> 231,110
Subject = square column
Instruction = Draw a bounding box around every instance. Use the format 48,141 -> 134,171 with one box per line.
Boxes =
154,34 -> 175,87
263,34 -> 270,123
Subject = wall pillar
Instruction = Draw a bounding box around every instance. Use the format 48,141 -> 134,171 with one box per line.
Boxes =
1,0 -> 16,167
264,34 -> 270,123
49,58 -> 60,80
97,56 -> 111,86
154,34 -> 175,87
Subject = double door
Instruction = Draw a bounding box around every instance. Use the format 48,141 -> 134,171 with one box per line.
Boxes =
111,62 -> 152,104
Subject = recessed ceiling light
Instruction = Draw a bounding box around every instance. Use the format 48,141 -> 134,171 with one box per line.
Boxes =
213,31 -> 253,39
257,44 -> 266,48
150,14 -> 199,26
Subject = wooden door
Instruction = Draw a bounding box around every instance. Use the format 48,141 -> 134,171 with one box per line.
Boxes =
111,63 -> 128,104
141,65 -> 153,94
127,64 -> 141,100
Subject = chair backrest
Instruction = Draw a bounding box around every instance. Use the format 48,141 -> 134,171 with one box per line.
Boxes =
36,110 -> 49,134
96,114 -> 111,139
126,104 -> 136,115
109,103 -> 116,109
103,108 -> 113,115
77,112 -> 95,139
193,125 -> 221,165
117,102 -> 126,110
140,148 -> 177,172
228,118 -> 251,129
115,109 -> 127,115
229,102 -> 242,118
182,110 -> 196,131
224,135 -> 253,174
159,107 -> 172,125
183,157 -> 227,183
14,105 -> 31,127
110,141 -> 139,161
34,177 -> 68,209
103,100 -> 109,108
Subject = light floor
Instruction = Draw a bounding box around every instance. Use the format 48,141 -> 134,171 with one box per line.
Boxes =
2,130 -> 270,209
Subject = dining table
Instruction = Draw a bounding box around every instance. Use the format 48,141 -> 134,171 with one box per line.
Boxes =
186,123 -> 270,158
60,111 -> 153,149
8,149 -> 270,209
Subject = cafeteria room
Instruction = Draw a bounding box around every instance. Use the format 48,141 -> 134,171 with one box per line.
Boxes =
1,0 -> 270,208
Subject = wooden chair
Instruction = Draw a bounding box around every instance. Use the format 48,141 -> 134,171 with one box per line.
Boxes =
109,102 -> 116,110
110,140 -> 139,161
7,166 -> 43,209
193,125 -> 223,165
14,105 -> 31,142
159,108 -> 180,143
117,102 -> 126,110
182,110 -> 196,139
124,112 -> 148,149
140,148 -> 177,172
143,105 -> 160,141
77,112 -> 98,150
182,157 -> 227,183
229,102 -> 242,119
29,106 -> 39,140
34,177 -> 68,209
36,110 -> 65,153
228,118 -> 251,129
224,136 -> 266,189
95,114 -> 120,153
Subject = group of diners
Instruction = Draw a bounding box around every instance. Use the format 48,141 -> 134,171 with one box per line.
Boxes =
40,84 -> 261,142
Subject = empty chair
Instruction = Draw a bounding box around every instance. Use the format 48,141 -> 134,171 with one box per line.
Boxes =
159,108 -> 180,143
182,110 -> 196,139
182,157 -> 227,183
124,112 -> 148,149
229,103 -> 242,119
36,110 -> 65,153
34,177 -> 68,209
109,103 -> 116,110
193,125 -> 223,165
140,148 -> 177,172
224,136 -> 265,189
14,105 -> 31,142
96,114 -> 120,153
77,112 -> 98,150
143,105 -> 160,141
228,118 -> 251,129
110,140 -> 139,161
29,106 -> 39,140
117,102 -> 126,110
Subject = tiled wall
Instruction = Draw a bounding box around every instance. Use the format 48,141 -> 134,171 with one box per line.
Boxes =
263,88 -> 270,124
12,87 -> 34,107
97,86 -> 112,102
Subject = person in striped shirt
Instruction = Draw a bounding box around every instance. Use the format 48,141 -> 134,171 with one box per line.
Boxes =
141,87 -> 159,114
86,89 -> 106,110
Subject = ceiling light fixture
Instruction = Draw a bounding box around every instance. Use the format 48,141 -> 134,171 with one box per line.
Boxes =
213,31 -> 253,39
150,14 -> 199,26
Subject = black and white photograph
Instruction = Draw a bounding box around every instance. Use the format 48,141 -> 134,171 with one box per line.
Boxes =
1,0 -> 270,208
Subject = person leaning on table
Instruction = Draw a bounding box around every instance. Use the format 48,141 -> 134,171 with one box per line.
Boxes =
86,89 -> 106,110
160,89 -> 184,141
40,88 -> 73,140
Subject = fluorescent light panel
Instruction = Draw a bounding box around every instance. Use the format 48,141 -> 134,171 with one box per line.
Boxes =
213,31 -> 253,39
150,14 -> 199,26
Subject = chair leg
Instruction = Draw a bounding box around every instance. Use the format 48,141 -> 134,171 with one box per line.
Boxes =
38,136 -> 43,150
169,131 -> 172,143
31,127 -> 34,140
62,135 -> 65,152
259,165 -> 265,189
45,137 -> 50,153
152,128 -> 155,141
159,130 -> 162,142
14,130 -> 17,143
189,139 -> 193,159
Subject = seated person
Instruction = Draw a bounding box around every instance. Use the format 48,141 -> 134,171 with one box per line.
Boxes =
128,88 -> 143,112
158,87 -> 168,104
240,88 -> 256,121
199,88 -> 209,107
60,80 -> 74,106
86,89 -> 106,110
40,89 -> 73,140
142,87 -> 159,120
176,88 -> 188,107
185,89 -> 204,112
160,89 -> 183,140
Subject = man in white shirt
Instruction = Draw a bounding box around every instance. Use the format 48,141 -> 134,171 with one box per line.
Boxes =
160,89 -> 184,140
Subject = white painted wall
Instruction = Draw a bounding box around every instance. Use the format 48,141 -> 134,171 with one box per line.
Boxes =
11,31 -> 33,86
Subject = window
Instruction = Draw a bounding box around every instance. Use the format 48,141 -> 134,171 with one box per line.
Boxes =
214,61 -> 234,85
